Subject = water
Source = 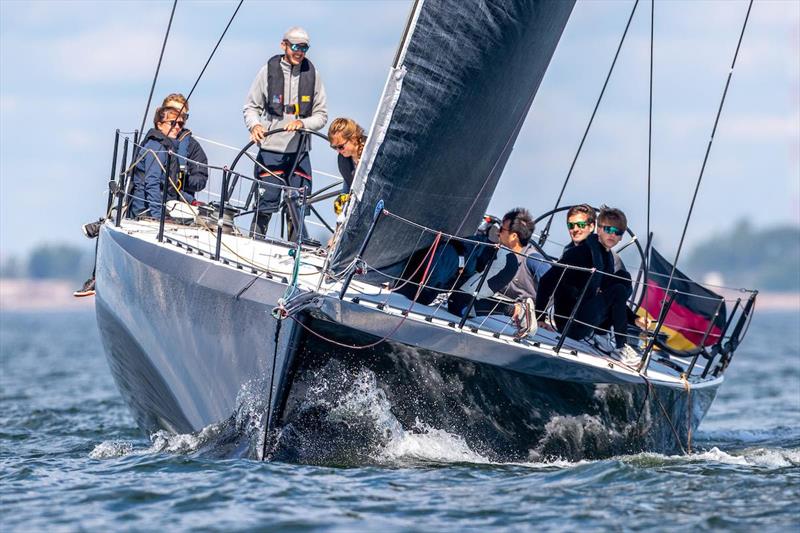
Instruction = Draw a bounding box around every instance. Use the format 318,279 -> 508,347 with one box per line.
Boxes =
1,309 -> 798,530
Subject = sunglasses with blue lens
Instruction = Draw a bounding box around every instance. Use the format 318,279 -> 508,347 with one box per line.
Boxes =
602,225 -> 625,236
288,43 -> 309,53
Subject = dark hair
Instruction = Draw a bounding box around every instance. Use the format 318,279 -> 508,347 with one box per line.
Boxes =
566,203 -> 596,225
598,205 -> 628,231
152,106 -> 179,127
502,207 -> 535,246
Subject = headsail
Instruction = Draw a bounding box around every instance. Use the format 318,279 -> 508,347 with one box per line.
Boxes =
330,0 -> 575,275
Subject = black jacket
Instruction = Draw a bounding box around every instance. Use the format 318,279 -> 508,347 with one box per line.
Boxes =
535,234 -> 631,318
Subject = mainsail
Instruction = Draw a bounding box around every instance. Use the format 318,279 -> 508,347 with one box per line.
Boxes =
329,0 -> 575,275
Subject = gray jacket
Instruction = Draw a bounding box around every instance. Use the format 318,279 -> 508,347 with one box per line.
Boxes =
243,56 -> 328,153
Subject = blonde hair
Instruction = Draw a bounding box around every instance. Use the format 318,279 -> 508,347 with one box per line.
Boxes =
162,93 -> 188,114
328,117 -> 366,160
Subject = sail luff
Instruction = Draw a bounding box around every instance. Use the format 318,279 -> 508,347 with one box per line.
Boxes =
331,0 -> 576,277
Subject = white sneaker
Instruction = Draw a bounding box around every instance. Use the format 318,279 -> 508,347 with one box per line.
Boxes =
615,344 -> 641,366
513,297 -> 537,339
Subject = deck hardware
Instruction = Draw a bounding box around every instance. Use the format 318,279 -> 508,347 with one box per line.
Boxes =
424,316 -> 433,322
351,297 -> 361,304
377,303 -> 385,310
339,200 -> 384,299
114,132 -> 129,227
157,152 -> 171,242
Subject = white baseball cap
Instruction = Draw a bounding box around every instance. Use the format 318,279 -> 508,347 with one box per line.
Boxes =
283,26 -> 310,45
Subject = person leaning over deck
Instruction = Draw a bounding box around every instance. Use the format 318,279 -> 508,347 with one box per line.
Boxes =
328,117 -> 366,211
160,93 -> 208,204
535,206 -> 638,363
129,106 -> 185,220
325,117 -> 367,247
243,26 -> 328,238
73,96 -> 207,298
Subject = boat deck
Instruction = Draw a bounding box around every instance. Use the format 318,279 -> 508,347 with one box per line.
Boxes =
110,218 -> 720,390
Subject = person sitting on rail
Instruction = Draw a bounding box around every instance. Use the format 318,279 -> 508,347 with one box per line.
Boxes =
159,93 -> 208,204
73,95 -> 207,298
447,208 -> 549,338
535,205 -> 639,363
129,106 -> 188,220
243,26 -> 328,239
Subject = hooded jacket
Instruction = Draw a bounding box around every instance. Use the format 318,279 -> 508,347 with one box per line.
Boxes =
131,128 -> 208,218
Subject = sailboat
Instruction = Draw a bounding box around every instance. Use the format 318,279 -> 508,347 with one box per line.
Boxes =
93,0 -> 757,462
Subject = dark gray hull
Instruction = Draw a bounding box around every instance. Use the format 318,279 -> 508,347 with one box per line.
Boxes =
95,225 -> 719,463
274,315 -> 717,463
95,226 -> 301,454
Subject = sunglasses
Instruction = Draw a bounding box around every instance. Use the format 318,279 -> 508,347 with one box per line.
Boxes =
567,221 -> 591,230
167,120 -> 185,128
288,43 -> 309,53
330,142 -> 347,151
602,225 -> 625,236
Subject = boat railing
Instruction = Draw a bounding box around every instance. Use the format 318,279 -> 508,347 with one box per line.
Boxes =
105,128 -> 339,247
340,206 -> 758,378
102,130 -> 759,380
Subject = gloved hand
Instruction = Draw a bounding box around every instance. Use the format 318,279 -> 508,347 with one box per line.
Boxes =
333,193 -> 351,215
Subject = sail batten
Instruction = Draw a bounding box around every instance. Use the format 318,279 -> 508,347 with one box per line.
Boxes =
331,0 -> 576,276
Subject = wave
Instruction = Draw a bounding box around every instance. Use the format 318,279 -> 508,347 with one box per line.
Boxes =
89,361 -> 798,471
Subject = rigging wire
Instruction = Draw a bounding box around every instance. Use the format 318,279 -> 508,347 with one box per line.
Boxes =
661,0 -> 754,305
171,0 -> 244,119
538,0 -> 640,247
137,0 -> 178,139
646,0 -> 654,272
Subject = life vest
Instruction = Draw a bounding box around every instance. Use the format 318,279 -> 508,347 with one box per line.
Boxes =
173,132 -> 192,193
266,55 -> 316,118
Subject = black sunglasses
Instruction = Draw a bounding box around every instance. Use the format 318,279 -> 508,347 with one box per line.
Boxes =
330,142 -> 346,151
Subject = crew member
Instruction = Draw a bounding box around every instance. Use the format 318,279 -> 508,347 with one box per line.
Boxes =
243,26 -> 328,239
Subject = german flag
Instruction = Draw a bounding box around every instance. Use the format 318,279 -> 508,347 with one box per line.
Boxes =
637,248 -> 727,352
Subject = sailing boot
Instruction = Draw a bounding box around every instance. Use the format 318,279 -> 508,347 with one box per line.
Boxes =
250,213 -> 271,239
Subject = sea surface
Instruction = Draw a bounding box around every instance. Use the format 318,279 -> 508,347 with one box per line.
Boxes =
1,309 -> 798,531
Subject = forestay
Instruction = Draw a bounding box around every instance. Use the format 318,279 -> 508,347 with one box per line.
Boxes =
329,0 -> 575,276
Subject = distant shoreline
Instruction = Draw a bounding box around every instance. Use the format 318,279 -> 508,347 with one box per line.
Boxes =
0,279 -> 93,312
1,278 -> 797,313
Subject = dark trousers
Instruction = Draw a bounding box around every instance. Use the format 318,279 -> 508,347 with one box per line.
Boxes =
252,150 -> 312,238
556,282 -> 631,347
448,291 -> 514,318
254,150 -> 312,213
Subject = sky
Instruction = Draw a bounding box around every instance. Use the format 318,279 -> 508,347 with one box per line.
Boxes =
1,0 -> 798,260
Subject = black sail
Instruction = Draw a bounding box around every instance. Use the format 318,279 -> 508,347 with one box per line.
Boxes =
330,0 -> 575,275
